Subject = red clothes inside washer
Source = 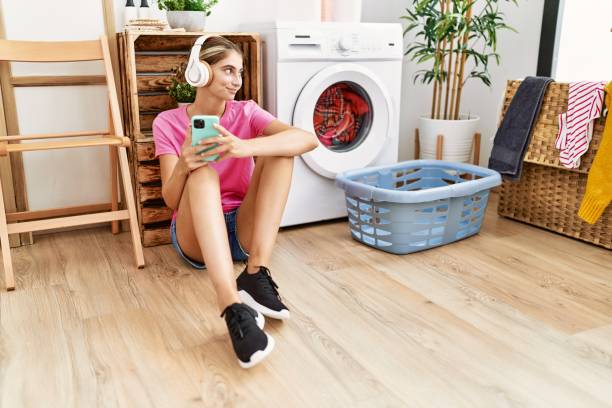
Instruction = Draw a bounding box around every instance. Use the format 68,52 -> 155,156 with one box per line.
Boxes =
313,83 -> 370,147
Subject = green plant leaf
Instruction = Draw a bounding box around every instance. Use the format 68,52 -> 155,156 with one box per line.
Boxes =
401,0 -> 520,114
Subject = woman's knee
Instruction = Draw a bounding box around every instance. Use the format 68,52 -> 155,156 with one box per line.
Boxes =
186,165 -> 219,189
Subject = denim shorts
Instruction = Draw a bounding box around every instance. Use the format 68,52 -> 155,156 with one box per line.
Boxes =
170,208 -> 249,269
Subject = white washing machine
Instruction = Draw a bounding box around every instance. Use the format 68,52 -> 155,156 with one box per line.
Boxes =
253,21 -> 403,226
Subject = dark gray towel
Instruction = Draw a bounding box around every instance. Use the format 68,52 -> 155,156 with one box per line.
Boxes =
489,76 -> 553,180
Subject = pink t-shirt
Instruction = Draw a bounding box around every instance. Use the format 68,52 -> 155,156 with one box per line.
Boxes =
153,100 -> 276,213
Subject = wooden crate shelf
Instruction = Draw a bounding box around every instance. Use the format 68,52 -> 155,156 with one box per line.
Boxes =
117,31 -> 262,246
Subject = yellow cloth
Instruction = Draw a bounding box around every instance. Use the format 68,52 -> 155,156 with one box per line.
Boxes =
578,81 -> 612,224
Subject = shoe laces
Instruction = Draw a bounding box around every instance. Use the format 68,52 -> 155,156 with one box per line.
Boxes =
221,304 -> 254,340
255,266 -> 281,300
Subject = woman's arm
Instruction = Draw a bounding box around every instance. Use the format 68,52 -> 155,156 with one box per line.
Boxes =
199,120 -> 318,160
160,126 -> 209,210
160,154 -> 189,210
250,120 -> 319,157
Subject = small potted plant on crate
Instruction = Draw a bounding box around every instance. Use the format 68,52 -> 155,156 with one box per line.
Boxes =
402,0 -> 517,162
168,63 -> 195,106
158,0 -> 219,32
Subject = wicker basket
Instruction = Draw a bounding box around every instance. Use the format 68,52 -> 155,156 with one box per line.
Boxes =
497,80 -> 611,249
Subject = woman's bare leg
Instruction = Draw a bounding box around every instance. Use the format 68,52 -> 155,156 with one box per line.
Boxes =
175,166 -> 239,311
237,156 -> 294,272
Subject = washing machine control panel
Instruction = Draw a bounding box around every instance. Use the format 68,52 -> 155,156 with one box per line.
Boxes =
277,24 -> 404,61
327,32 -> 394,56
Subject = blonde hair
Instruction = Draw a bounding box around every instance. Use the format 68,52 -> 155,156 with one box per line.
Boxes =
198,36 -> 243,66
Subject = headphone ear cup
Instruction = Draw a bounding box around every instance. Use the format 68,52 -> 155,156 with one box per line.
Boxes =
185,58 -> 204,87
200,62 -> 213,87
186,61 -> 212,87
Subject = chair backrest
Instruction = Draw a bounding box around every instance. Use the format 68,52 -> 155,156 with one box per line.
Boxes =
0,36 -> 124,137
0,39 -> 103,62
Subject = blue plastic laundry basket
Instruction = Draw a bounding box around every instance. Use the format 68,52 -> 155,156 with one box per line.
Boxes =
335,160 -> 502,254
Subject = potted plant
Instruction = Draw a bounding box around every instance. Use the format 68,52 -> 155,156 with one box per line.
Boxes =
402,0 -> 517,162
167,63 -> 195,106
158,0 -> 219,32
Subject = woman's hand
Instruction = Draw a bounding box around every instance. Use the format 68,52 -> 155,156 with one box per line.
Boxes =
196,124 -> 253,162
179,126 -> 209,172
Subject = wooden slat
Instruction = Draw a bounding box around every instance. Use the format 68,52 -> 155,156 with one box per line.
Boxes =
139,114 -> 156,132
135,54 -> 187,73
128,138 -> 144,238
473,132 -> 481,166
141,206 -> 172,224
126,34 -> 141,138
6,203 -> 112,223
139,185 -> 162,203
0,0 -> 18,248
251,39 -> 261,105
143,226 -> 171,246
102,0 -> 122,120
0,68 -> 20,247
134,34 -> 256,52
0,8 -> 31,245
117,145 -> 145,268
0,130 -> 110,142
136,75 -> 173,93
137,163 -> 160,183
1,137 -> 123,155
136,135 -> 154,143
101,36 -> 125,140
138,94 -> 175,113
0,39 -> 103,62
10,75 -> 107,87
241,42 -> 250,101
6,210 -> 129,234
136,142 -> 156,162
108,103 -> 120,234
117,35 -> 131,138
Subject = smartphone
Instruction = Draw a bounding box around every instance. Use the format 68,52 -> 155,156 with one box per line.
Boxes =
191,115 -> 220,162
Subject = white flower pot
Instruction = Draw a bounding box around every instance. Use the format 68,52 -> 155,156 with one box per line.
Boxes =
418,115 -> 480,162
322,0 -> 362,22
177,102 -> 190,107
166,10 -> 206,32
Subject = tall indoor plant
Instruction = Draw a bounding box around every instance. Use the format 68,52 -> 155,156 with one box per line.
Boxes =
158,0 -> 219,32
402,0 -> 517,161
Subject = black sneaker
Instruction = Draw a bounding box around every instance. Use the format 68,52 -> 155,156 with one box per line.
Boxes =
221,303 -> 275,368
237,266 -> 290,320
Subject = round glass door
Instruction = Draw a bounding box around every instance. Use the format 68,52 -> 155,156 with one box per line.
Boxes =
293,63 -> 391,179
313,81 -> 373,152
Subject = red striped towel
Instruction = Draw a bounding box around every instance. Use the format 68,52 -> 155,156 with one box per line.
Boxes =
556,81 -> 606,168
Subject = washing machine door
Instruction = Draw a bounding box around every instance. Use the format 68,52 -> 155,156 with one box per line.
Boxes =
292,63 -> 391,179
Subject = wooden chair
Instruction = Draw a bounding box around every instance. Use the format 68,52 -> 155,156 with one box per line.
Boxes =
0,36 -> 145,290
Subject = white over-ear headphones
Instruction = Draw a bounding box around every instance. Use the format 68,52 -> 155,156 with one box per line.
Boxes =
185,35 -> 220,87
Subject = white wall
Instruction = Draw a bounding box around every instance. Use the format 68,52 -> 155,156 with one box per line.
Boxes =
2,0 -> 543,210
113,0 -> 323,33
553,0 -> 612,81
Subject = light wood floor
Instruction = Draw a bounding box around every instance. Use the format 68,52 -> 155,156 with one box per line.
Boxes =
1,194 -> 611,407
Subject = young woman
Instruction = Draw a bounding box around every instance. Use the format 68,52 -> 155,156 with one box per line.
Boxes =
153,36 -> 318,368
